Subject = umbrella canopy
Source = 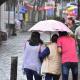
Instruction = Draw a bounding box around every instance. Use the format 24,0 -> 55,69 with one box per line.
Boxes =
66,2 -> 77,8
19,6 -> 27,13
67,5 -> 77,11
28,20 -> 73,34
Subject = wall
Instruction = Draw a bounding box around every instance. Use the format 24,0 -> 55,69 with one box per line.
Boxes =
1,3 -> 7,32
0,6 -> 1,30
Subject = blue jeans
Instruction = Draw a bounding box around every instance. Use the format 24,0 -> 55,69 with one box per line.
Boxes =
62,62 -> 78,80
24,68 -> 42,80
45,73 -> 60,80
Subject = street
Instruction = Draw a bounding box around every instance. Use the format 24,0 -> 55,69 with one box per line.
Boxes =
0,32 -> 80,80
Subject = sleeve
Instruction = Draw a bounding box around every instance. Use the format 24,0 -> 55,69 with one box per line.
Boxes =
57,38 -> 62,47
39,47 -> 50,62
75,40 -> 78,45
75,27 -> 78,36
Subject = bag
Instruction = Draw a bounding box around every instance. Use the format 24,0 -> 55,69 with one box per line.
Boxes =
0,31 -> 7,41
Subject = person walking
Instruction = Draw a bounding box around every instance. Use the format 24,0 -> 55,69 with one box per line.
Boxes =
66,17 -> 77,33
22,31 -> 45,80
75,26 -> 80,59
40,34 -> 61,80
57,31 -> 79,80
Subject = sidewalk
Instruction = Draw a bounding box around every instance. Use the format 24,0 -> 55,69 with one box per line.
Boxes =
0,32 -> 80,80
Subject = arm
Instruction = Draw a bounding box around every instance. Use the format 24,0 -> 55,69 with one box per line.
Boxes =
57,38 -> 62,54
58,46 -> 62,53
75,28 -> 78,39
39,47 -> 50,62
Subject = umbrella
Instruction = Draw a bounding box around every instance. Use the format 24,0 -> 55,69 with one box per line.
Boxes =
19,6 -> 27,13
67,5 -> 77,11
66,2 -> 77,7
28,20 -> 73,34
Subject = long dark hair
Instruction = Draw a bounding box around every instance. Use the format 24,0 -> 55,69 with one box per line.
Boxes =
29,31 -> 43,46
59,31 -> 68,37
68,17 -> 75,24
51,34 -> 58,43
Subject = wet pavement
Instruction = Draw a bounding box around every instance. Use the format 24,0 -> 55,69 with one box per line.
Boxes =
0,32 -> 80,80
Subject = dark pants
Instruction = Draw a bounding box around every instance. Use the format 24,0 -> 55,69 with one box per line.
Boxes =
62,62 -> 78,80
45,73 -> 60,80
24,68 -> 42,80
19,20 -> 23,29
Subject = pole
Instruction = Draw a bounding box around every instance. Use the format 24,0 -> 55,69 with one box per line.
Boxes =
0,6 -> 2,45
54,0 -> 57,18
61,0 -> 63,18
8,0 -> 10,37
37,0 -> 45,21
77,0 -> 80,20
0,6 -> 1,30
43,0 -> 47,20
12,0 -> 17,36
31,0 -> 37,24
10,57 -> 18,80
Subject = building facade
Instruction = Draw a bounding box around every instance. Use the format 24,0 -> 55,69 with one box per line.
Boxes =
0,0 -> 17,37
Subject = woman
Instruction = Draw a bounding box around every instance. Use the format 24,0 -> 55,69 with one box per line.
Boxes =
40,34 -> 61,80
57,31 -> 79,80
66,17 -> 76,33
75,26 -> 80,59
22,31 -> 45,80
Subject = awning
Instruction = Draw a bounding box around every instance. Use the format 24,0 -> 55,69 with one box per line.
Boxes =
24,1 -> 54,11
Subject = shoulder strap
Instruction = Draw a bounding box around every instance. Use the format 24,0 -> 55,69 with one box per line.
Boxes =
24,41 -> 29,50
39,45 -> 42,53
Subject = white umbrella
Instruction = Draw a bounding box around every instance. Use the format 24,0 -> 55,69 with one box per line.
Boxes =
28,20 -> 73,34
